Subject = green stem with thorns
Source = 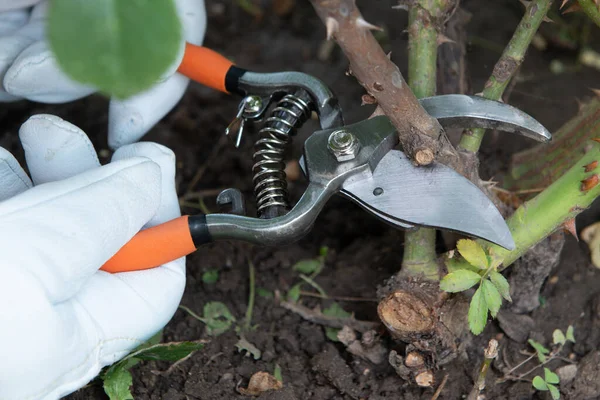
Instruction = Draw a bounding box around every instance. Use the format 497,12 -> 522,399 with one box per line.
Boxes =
449,139 -> 600,270
578,0 -> 600,28
401,0 -> 453,281
458,0 -> 554,153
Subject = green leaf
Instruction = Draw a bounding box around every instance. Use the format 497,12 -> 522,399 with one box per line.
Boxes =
489,271 -> 512,302
553,329 -> 566,346
548,383 -> 561,400
48,0 -> 182,99
203,302 -> 236,336
293,259 -> 322,275
257,287 -> 273,299
202,270 -> 219,284
566,325 -> 576,343
440,270 -> 481,293
528,339 -> 550,363
319,246 -> 329,258
445,254 -> 479,273
532,376 -> 549,391
130,341 -> 205,362
544,368 -> 560,385
273,364 -> 283,383
323,302 -> 351,342
482,280 -> 502,318
468,286 -> 488,335
286,284 -> 302,303
235,336 -> 261,360
456,239 -> 489,269
103,364 -> 134,400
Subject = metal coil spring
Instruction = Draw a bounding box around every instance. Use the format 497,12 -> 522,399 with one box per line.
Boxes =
252,92 -> 312,218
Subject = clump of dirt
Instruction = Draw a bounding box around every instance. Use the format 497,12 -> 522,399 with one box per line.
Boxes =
3,1 -> 600,399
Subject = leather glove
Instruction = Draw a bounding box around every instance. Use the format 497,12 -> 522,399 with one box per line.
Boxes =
0,0 -> 206,149
0,114 -> 185,400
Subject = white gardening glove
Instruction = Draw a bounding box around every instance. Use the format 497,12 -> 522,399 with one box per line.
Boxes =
0,114 -> 186,400
0,0 -> 206,149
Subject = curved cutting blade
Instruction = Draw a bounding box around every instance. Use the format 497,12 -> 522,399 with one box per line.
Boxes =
340,150 -> 515,250
419,94 -> 552,142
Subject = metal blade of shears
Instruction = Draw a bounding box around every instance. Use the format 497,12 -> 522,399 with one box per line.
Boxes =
419,94 -> 551,142
340,150 -> 514,249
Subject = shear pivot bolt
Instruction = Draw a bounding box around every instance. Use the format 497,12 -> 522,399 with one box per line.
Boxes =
328,130 -> 360,162
244,96 -> 263,113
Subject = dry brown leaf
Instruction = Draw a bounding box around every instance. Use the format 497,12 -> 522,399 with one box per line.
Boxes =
238,372 -> 283,396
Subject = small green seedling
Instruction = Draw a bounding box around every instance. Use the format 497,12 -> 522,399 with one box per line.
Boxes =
179,302 -> 236,336
528,326 -> 576,399
102,340 -> 205,400
286,246 -> 329,302
533,368 -> 561,400
322,302 -> 352,342
440,239 -> 511,334
202,270 -> 219,284
273,364 -> 283,383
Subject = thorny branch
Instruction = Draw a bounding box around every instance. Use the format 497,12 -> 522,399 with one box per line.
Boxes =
308,0 -> 462,169
458,0 -> 555,153
401,0 -> 457,279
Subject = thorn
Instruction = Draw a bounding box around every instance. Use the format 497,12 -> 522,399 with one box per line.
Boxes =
563,3 -> 582,13
585,161 -> 598,172
386,51 -> 392,59
592,138 -> 600,144
560,0 -> 570,9
581,175 -> 599,192
543,16 -> 554,23
355,17 -> 383,32
437,34 -> 455,46
590,88 -> 600,98
392,4 -> 409,11
326,17 -> 339,40
575,97 -> 586,113
563,218 -> 578,240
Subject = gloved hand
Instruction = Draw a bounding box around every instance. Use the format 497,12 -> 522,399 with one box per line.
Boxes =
0,114 -> 186,400
0,0 -> 206,149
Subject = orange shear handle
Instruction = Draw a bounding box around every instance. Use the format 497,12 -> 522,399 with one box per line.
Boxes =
101,216 -> 197,273
177,43 -> 236,94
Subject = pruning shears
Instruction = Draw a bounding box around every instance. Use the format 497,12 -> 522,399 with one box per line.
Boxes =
100,43 -> 552,273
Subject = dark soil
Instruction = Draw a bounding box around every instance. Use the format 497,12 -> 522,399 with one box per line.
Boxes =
3,1 -> 600,399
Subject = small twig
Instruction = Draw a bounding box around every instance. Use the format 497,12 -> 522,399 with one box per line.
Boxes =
204,352 -> 224,367
500,345 -> 566,383
279,300 -> 380,333
431,373 -> 449,400
299,291 -> 378,303
468,339 -> 499,400
502,353 -> 537,379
